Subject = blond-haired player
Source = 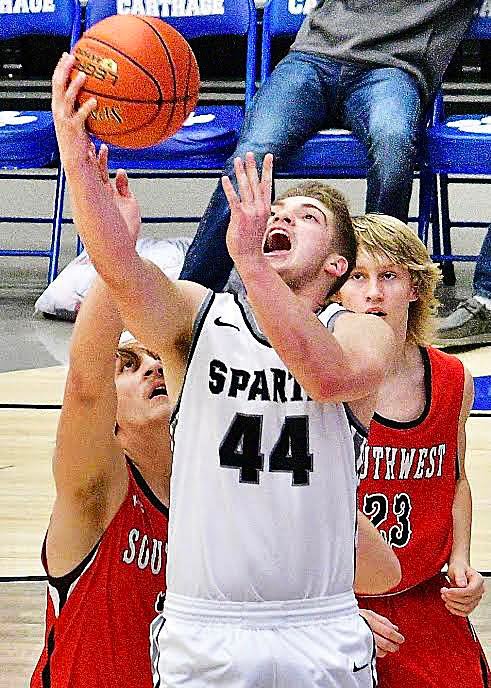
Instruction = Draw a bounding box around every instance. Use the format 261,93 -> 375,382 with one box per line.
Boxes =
339,214 -> 489,688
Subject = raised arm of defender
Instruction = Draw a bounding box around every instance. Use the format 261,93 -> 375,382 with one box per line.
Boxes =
47,145 -> 146,576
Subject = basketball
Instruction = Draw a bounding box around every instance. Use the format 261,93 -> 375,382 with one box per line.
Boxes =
71,15 -> 200,149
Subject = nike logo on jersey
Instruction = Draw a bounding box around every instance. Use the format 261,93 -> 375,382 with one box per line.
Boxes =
353,662 -> 369,673
214,317 -> 239,331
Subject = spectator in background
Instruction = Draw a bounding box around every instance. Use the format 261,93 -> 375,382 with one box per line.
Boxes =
179,0 -> 480,291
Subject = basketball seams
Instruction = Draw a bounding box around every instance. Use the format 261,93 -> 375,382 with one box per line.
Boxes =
136,17 -> 178,102
137,16 -> 179,135
183,43 -> 197,117
75,15 -> 199,147
79,88 -> 194,106
80,35 -> 164,101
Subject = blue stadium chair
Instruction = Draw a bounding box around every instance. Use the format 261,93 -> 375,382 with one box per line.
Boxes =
473,375 -> 491,413
420,2 -> 491,284
80,0 -> 257,236
0,0 -> 82,284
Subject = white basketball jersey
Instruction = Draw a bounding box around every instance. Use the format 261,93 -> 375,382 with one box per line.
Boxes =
166,292 -> 359,603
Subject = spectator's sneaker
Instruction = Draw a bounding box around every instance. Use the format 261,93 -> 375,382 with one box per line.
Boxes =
434,296 -> 491,348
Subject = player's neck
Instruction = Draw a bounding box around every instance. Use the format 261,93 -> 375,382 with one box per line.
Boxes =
388,339 -> 421,378
376,342 -> 426,421
290,278 -> 332,313
121,426 -> 171,506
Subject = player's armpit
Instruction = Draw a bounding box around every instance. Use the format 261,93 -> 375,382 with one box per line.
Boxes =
47,438 -> 128,579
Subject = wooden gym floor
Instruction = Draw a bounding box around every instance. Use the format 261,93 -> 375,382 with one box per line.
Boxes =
0,348 -> 490,687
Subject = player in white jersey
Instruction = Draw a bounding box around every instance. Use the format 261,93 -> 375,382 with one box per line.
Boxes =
52,54 -> 398,687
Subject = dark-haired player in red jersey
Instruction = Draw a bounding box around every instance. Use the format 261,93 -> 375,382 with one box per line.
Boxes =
339,214 -> 489,688
30,147 -> 171,688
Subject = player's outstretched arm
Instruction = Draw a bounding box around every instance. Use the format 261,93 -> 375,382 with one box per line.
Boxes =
47,147 -> 142,576
51,53 -> 206,382
47,275 -> 129,578
442,366 -> 485,616
355,512 -> 401,595
222,153 -> 394,403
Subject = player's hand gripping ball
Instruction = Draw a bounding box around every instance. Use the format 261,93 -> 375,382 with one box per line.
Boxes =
71,15 -> 200,148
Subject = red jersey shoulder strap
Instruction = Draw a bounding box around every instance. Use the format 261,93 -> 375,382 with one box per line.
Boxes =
426,346 -> 465,419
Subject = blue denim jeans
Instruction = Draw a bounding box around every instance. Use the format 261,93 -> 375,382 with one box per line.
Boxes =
180,51 -> 422,290
474,226 -> 491,299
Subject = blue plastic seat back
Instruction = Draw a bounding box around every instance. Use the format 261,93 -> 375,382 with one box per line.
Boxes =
1,0 -> 81,41
0,0 -> 82,168
263,0 -> 319,36
0,110 -> 57,168
473,375 -> 491,412
261,0 -> 317,80
432,1 -> 490,124
83,0 -> 258,165
85,0 -> 257,105
0,0 -> 83,283
86,0 -> 254,36
92,103 -> 243,168
426,114 -> 491,174
466,0 -> 491,39
419,0 -> 491,267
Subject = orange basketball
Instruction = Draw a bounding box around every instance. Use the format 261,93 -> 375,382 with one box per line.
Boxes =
71,15 -> 200,148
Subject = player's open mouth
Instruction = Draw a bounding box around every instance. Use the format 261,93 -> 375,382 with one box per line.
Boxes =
149,385 -> 167,399
263,229 -> 292,254
366,309 -> 387,317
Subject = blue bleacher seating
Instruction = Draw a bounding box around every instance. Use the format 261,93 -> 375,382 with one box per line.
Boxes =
0,0 -> 82,284
419,2 -> 491,284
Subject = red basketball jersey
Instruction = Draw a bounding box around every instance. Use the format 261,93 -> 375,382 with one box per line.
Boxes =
358,346 -> 465,594
358,574 -> 490,688
31,460 -> 168,688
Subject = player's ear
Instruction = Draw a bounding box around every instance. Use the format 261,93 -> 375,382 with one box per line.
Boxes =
324,254 -> 348,279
